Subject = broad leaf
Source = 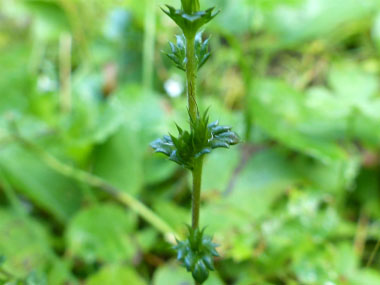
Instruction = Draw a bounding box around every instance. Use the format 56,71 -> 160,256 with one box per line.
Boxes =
66,204 -> 137,263
0,145 -> 82,223
87,265 -> 146,285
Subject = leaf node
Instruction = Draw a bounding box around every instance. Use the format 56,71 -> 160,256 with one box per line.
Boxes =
173,226 -> 219,284
162,5 -> 219,36
164,32 -> 211,71
150,109 -> 239,170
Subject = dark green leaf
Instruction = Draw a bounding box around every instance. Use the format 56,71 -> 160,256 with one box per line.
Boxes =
162,5 -> 219,36
173,226 -> 218,284
0,145 -> 82,223
151,110 -> 239,169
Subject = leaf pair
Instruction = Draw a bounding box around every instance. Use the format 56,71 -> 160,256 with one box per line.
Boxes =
150,110 -> 239,170
164,32 -> 211,72
162,5 -> 219,37
173,226 -> 219,284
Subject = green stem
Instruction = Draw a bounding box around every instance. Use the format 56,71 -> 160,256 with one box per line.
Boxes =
183,18 -> 206,285
192,157 -> 203,229
367,238 -> 380,267
59,33 -> 72,113
186,33 -> 197,121
143,0 -> 156,93
185,32 -> 203,230
13,135 -> 176,238
0,268 -> 13,279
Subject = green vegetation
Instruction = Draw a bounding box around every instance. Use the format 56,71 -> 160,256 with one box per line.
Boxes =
1,0 -> 380,284
152,1 -> 239,283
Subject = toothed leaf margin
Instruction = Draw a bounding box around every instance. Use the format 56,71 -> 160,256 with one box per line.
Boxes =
164,32 -> 212,71
162,5 -> 219,36
150,110 -> 240,170
173,226 -> 219,284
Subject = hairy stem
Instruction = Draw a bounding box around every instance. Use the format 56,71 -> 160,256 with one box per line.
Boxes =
193,157 -> 203,285
192,157 -> 204,229
186,33 -> 197,121
185,32 -> 203,231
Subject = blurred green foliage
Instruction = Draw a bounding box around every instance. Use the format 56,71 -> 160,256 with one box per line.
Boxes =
1,0 -> 380,284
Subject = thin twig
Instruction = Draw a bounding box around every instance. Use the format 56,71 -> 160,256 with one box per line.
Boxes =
0,129 -> 56,150
12,135 -> 177,240
353,213 -> 368,259
367,238 -> 380,267
142,0 -> 156,93
59,33 -> 72,113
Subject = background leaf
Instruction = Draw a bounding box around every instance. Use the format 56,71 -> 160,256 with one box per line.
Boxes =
66,204 -> 137,263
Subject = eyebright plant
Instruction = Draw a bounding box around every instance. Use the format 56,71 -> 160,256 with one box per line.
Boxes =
151,0 -> 239,283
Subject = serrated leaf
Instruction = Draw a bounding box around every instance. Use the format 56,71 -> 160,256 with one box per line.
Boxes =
165,32 -> 212,71
162,5 -> 219,36
195,32 -> 211,69
193,260 -> 209,283
165,36 -> 187,71
151,110 -> 239,169
152,262 -> 223,285
173,226 -> 218,283
202,255 -> 215,270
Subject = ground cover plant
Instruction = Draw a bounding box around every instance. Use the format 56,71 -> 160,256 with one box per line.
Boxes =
1,0 -> 380,284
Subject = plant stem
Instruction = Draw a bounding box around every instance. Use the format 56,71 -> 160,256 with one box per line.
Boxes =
186,33 -> 197,121
0,268 -> 13,279
12,135 -> 176,238
59,32 -> 72,113
367,238 -> 380,267
192,157 -> 204,229
143,0 -> 156,93
185,32 -> 204,231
